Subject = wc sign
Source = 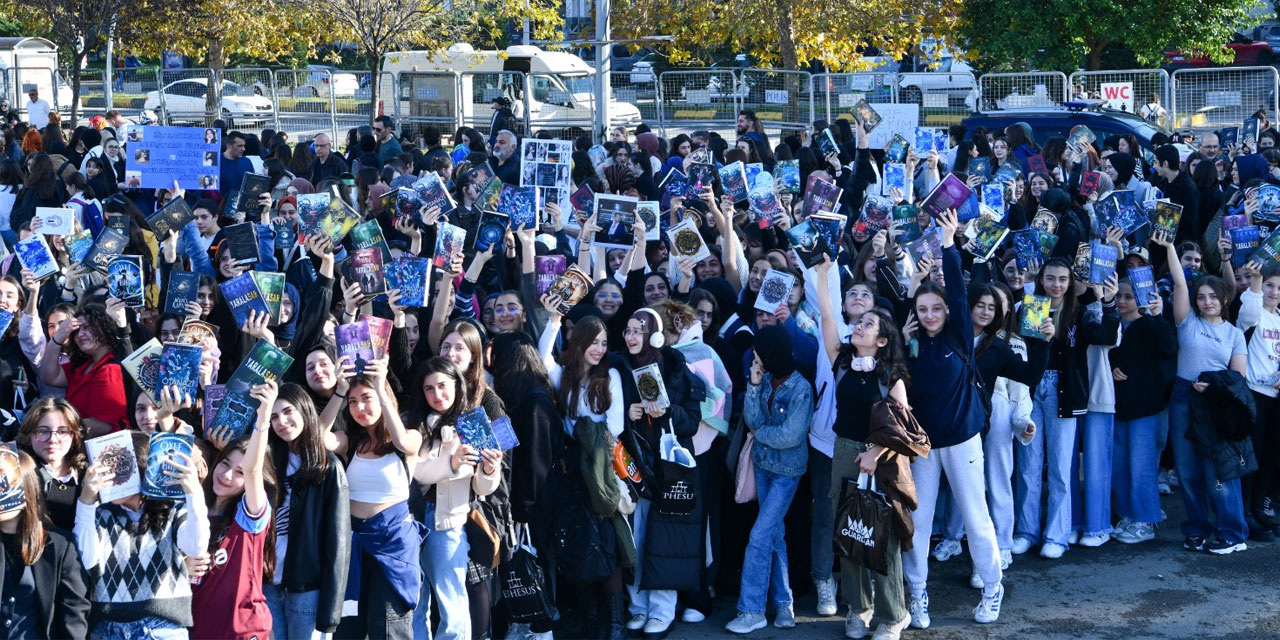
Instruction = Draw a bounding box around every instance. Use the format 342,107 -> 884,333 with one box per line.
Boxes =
1100,82 -> 1134,113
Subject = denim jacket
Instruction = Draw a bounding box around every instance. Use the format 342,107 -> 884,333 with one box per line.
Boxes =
744,371 -> 812,476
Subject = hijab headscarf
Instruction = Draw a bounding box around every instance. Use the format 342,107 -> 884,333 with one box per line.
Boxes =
289,177 -> 315,195
1235,153 -> 1268,186
275,284 -> 301,342
1109,152 -> 1137,186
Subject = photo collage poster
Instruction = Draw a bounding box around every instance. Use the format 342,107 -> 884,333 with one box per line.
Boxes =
124,126 -> 222,190
520,138 -> 573,228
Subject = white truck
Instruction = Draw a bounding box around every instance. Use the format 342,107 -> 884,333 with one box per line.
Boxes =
0,37 -> 75,114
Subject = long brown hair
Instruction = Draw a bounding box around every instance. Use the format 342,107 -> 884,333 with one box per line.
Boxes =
17,397 -> 88,473
439,319 -> 488,410
129,432 -> 175,537
268,383 -> 332,488
555,316 -> 613,417
345,374 -> 400,457
11,451 -> 49,565
203,439 -> 277,583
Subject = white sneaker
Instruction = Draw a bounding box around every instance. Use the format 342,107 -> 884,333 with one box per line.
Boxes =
1114,518 -> 1133,534
1011,536 -> 1035,555
815,576 -> 838,616
973,583 -> 1004,624
1114,522 -> 1156,544
1066,531 -> 1080,545
930,537 -> 964,562
844,607 -> 872,639
504,623 -> 531,640
1040,542 -> 1067,559
871,616 -> 910,640
908,591 -> 930,629
527,632 -> 553,640
1080,533 -> 1110,547
999,548 -> 1012,570
773,607 -> 796,629
969,571 -> 984,589
626,614 -> 648,631
643,617 -> 672,636
681,608 -> 706,623
725,612 -> 766,635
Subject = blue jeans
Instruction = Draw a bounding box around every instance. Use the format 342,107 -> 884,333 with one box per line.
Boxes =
808,448 -> 834,582
1113,414 -> 1164,525
1016,374 -> 1078,546
1168,379 -> 1249,543
265,583 -> 329,640
413,503 -> 471,640
92,618 -> 186,640
1072,412 -> 1114,536
737,467 -> 800,615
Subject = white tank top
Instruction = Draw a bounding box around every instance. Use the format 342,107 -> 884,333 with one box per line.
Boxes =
346,452 -> 410,504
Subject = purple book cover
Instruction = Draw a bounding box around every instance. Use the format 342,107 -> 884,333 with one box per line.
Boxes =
920,173 -> 974,219
535,255 -> 568,295
203,384 -> 227,431
335,320 -> 375,373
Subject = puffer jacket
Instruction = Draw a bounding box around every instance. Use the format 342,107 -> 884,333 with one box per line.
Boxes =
1188,370 -> 1258,482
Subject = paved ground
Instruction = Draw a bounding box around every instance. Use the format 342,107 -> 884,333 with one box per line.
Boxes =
662,494 -> 1280,640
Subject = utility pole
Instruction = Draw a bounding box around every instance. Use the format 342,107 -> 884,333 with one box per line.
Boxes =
593,0 -> 612,141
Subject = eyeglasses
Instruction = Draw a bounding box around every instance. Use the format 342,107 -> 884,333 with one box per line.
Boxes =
493,304 -> 521,316
845,290 -> 874,301
373,127 -> 385,133
595,291 -> 622,301
33,428 -> 73,440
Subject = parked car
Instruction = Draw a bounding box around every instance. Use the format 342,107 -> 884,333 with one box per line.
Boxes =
305,64 -> 360,98
1257,20 -> 1280,55
961,105 -> 1172,161
899,56 -> 978,110
1163,33 -> 1274,69
143,78 -> 274,127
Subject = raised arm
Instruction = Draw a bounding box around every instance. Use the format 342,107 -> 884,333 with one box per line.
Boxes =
243,380 -> 276,517
811,257 -> 842,366
368,356 -> 421,456
1155,230 -> 1190,323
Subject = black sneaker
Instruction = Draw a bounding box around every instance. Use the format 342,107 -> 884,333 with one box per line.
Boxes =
1246,517 -> 1276,542
1183,536 -> 1207,552
1205,538 -> 1248,555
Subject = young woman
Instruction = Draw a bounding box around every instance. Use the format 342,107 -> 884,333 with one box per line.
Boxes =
1108,276 -> 1176,544
0,449 -> 91,638
190,381 -> 277,639
1013,258 -> 1119,559
332,358 -> 426,640
265,382 -> 350,639
1237,262 -> 1280,540
74,431 -> 209,639
408,357 -> 504,640
17,397 -> 87,531
436,319 -> 491,412
40,302 -> 129,436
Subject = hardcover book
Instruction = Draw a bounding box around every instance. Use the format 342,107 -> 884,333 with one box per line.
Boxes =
143,433 -> 193,500
350,248 -> 386,299
107,255 -> 145,308
432,223 -> 467,270
1020,293 -> 1052,341
222,222 -> 259,265
384,256 -> 430,307
219,271 -> 270,329
85,431 -> 140,503
632,363 -> 671,411
14,234 -> 58,280
473,210 -> 509,253
1128,266 -> 1157,308
775,160 -> 800,194
719,161 -> 749,202
754,269 -> 795,315
156,343 -> 202,403
251,271 -> 285,325
210,339 -> 294,440
336,319 -> 376,373
145,197 -> 194,240
1088,241 -> 1118,285
349,219 -> 392,264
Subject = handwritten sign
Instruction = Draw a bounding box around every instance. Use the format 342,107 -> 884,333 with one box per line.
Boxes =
865,103 -> 921,150
124,126 -> 221,190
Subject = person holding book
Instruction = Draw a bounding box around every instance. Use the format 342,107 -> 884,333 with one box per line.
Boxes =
189,380 -> 277,639
406,357 -> 504,640
16,397 -> 87,531
1151,145 -> 1201,244
1236,262 -> 1280,540
74,431 -> 210,639
41,301 -> 129,436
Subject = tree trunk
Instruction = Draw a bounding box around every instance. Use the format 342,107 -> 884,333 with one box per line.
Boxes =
775,0 -> 798,71
206,37 -> 225,126
69,51 -> 87,129
368,49 -> 381,126
1087,39 -> 1108,70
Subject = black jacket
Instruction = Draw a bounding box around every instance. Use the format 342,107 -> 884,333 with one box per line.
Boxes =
275,453 -> 351,634
1110,314 -> 1177,421
309,153 -> 349,186
0,527 -> 90,640
1042,296 -> 1121,418
1189,370 -> 1257,482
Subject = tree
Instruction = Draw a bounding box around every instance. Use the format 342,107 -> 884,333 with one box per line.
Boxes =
612,0 -> 961,71
958,0 -> 1254,71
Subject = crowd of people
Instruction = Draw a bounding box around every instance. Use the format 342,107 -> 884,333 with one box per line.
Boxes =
0,95 -> 1274,640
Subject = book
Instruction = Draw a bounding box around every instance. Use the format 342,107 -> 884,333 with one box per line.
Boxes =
156,342 -> 202,401
809,211 -> 847,260
272,218 -> 296,251
1243,117 -> 1262,148
336,319 -> 375,373
935,131 -> 949,154
1152,200 -> 1183,237
905,227 -> 943,265
473,210 -> 509,253
775,160 -> 800,194
569,183 -> 595,215
209,339 -> 294,440
956,190 -> 982,222
164,270 -> 200,316
144,197 -> 195,241
1072,242 -> 1092,281
66,229 -> 94,265
1219,126 -> 1239,149
411,173 -> 456,220
587,145 -> 608,167
350,248 -> 386,299
490,416 -> 519,451
0,444 -> 23,513
203,384 -> 227,432
1019,293 -> 1052,341
35,207 -> 73,236
667,219 -> 711,263
994,162 -> 1022,184
219,271 -> 270,329
748,180 -> 782,229
222,222 -> 259,265
1096,191 -> 1147,235
143,433 -> 193,500
455,406 -> 498,450
859,196 -> 892,234
886,134 -> 910,163
106,215 -> 128,236
1128,265 -> 1157,308
744,163 -> 764,191
852,98 -> 882,132
324,196 -> 361,244
499,185 -> 539,230
384,256 -> 430,307
785,219 -> 829,268
0,310 -> 14,339
251,271 -> 285,325
968,157 -> 991,182
891,204 -> 922,243
349,219 -> 392,264
363,314 -> 393,360
393,187 -> 423,225
1031,208 -> 1059,234
1079,171 -> 1101,198
1088,241 -> 1118,285
884,163 -> 907,195
178,319 -> 218,346
803,176 -> 843,218
1012,228 -> 1057,267
964,215 -> 1009,260
475,177 -> 505,213
1230,225 -> 1262,269
632,363 -> 671,411
534,255 -> 568,295
660,169 -> 693,200
593,194 -> 638,249
754,269 -> 795,315
914,128 -> 936,154
295,193 -> 330,237
1026,154 -> 1048,175
1067,126 -> 1096,157
636,201 -> 661,241
544,265 -> 593,314
235,173 -> 272,216
14,234 -> 58,280
980,182 -> 1005,211
719,161 -> 749,202
107,255 -> 145,308
432,223 -> 467,270
1221,213 -> 1250,230
1252,184 -> 1280,223
85,431 -> 141,502
919,173 -> 973,219
818,128 -> 840,157
122,338 -> 164,403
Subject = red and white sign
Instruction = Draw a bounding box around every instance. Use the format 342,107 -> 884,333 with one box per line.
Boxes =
1100,82 -> 1133,113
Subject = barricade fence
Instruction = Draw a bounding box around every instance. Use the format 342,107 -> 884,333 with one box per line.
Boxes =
19,64 -> 1278,146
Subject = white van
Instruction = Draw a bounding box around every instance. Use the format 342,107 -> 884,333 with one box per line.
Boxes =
381,43 -> 642,134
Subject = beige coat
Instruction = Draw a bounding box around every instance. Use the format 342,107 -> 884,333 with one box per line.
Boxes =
414,425 -> 501,531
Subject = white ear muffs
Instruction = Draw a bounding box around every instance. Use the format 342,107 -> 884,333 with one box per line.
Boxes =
638,308 -> 666,349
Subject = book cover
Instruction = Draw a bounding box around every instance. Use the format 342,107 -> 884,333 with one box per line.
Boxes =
965,216 -> 1009,260
85,431 -> 140,502
336,320 -> 375,373
687,163 -> 716,196
1019,293 -> 1052,341
587,145 -> 608,167
852,98 -> 882,132
107,255 -> 144,308
803,176 -> 843,218
324,196 -> 361,244
473,210 -> 509,253
1031,208 -> 1059,234
143,433 -> 193,500
1221,213 -> 1250,230
935,131 -> 949,154
475,177 -> 505,213
105,215 -> 128,237
145,197 -> 195,241
178,319 -> 218,346
251,271 -> 285,325
394,187 -> 424,225
748,182 -> 782,229
809,211 -> 846,260
818,128 -> 840,157
785,219 -> 829,268
0,310 -> 14,339
349,219 -> 392,264
905,227 -> 943,266
980,182 -> 1005,211
534,255 -> 568,295
295,193 -> 330,237
719,161 -> 749,202
956,190 -> 982,222
66,229 -> 93,265
164,270 -> 200,316
351,248 -> 386,299
1079,171 -> 1101,198
411,173 -> 456,220
455,406 -> 498,450
1026,154 -> 1048,175
544,265 -> 592,314
775,160 -> 800,194
0,444 -> 23,513
1230,225 -> 1261,269
968,157 -> 991,182
35,207 -> 73,236
1243,118 -> 1261,148
569,183 -> 595,215
1067,126 -> 1096,156
593,194 -> 638,249
632,363 -> 671,411
1253,184 -> 1280,222
994,162 -> 1022,184
1071,242 -> 1092,281
432,223 -> 467,270
1128,265 -> 1157,308
384,256 -> 430,307
744,163 -> 764,191
858,196 -> 891,234
203,384 -> 227,431
914,128 -> 935,154
667,219 -> 710,263
491,416 -> 519,451
1219,126 -> 1239,149
499,185 -> 539,230
222,222 -> 259,265
636,201 -> 661,241
919,173 -> 974,219
219,271 -> 270,329
1153,200 -> 1183,237
122,338 -> 164,403
660,169 -> 692,200
886,134 -> 909,163
1088,241 -> 1118,285
156,343 -> 202,402
236,173 -> 272,216
363,314 -> 393,360
210,339 -> 294,440
14,234 -> 58,280
754,269 -> 795,315
891,204 -> 922,243
272,219 -> 296,251
1012,228 -> 1056,267
884,163 -> 907,195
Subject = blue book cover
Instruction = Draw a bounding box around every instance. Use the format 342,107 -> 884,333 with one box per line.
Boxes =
335,320 -> 375,374
432,223 -> 466,270
981,183 -> 1005,211
1230,225 -> 1261,269
1128,265 -> 1157,308
743,163 -> 763,191
455,406 -> 498,450
719,161 -> 749,202
956,190 -> 981,222
499,185 -> 538,230
14,235 -> 57,280
1012,228 -> 1057,268
411,173 -> 456,220
210,339 -> 294,440
384,256 -> 430,307
156,343 -> 202,403
1088,241 -> 1118,285
968,156 -> 991,181
143,433 -> 194,500
218,272 -> 269,329
0,310 -> 13,338
491,416 -> 519,451
775,160 -> 800,194
914,127 -> 934,154
473,210 -> 509,253
884,163 -> 906,194
107,256 -> 145,308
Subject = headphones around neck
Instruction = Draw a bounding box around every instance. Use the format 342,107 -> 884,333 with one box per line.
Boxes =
637,308 -> 665,349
